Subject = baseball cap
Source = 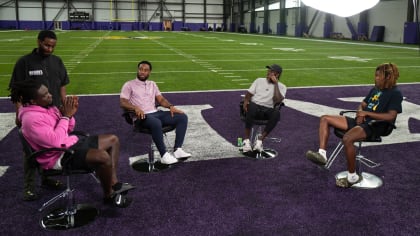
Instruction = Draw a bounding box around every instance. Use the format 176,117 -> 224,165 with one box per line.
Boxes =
266,64 -> 282,73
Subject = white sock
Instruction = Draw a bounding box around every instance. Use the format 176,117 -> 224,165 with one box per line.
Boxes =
318,149 -> 327,160
347,172 -> 359,183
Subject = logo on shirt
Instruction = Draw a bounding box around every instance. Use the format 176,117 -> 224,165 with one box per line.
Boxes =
29,70 -> 43,76
367,90 -> 382,111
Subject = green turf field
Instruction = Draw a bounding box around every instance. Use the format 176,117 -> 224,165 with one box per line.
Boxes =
1,30 -> 419,96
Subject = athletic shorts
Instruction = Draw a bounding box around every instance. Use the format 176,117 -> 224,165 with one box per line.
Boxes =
61,135 -> 99,170
345,117 -> 388,138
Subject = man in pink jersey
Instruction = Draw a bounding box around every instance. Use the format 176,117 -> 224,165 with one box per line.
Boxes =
120,60 -> 191,165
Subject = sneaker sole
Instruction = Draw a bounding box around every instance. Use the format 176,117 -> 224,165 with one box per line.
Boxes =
305,153 -> 326,166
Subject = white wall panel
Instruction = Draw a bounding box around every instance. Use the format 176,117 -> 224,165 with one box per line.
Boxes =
369,0 -> 407,43
0,7 -> 15,20
206,5 -> 223,14
186,5 -> 204,13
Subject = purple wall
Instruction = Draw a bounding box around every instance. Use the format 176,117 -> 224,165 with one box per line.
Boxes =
403,22 -> 419,44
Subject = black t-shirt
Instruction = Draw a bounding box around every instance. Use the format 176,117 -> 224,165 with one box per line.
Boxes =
363,86 -> 403,122
9,48 -> 69,106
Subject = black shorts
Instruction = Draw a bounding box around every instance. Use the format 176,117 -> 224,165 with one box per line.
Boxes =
345,117 -> 389,138
61,135 -> 98,170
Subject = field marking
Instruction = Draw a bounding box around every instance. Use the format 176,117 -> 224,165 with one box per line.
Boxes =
134,31 -> 249,85
66,31 -> 111,72
272,48 -> 305,52
129,104 -> 239,163
328,56 -> 372,62
2,65 -> 420,78
217,32 -> 420,51
2,56 -> 416,65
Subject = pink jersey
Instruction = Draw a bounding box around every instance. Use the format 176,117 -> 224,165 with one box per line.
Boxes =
120,79 -> 162,113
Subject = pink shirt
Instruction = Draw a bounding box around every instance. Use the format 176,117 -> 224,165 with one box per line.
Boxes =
19,105 -> 78,170
120,79 -> 161,113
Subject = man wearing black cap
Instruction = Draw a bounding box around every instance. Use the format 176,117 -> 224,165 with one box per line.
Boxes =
241,64 -> 287,152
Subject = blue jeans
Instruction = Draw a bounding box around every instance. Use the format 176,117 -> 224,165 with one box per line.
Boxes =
135,110 -> 188,156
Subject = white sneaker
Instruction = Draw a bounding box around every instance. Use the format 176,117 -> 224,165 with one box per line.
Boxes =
173,148 -> 191,159
161,152 -> 178,164
254,139 -> 263,152
242,139 -> 252,152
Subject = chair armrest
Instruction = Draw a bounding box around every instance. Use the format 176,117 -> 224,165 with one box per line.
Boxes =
339,110 -> 357,116
239,101 -> 246,118
70,130 -> 90,137
122,109 -> 136,125
274,102 -> 285,110
30,148 -> 75,159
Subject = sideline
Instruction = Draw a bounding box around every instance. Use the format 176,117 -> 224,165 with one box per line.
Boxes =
217,32 -> 420,51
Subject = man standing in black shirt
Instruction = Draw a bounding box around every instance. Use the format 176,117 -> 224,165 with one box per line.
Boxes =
9,30 -> 70,201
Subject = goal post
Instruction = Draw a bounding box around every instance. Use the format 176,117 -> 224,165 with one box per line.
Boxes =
109,0 -> 136,22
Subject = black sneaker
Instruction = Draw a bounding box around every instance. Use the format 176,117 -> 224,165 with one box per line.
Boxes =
41,178 -> 65,190
104,193 -> 132,208
112,182 -> 135,195
23,190 -> 39,201
305,150 -> 327,166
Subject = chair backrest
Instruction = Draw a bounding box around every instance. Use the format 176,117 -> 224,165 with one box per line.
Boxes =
18,129 -> 41,169
368,120 -> 396,141
18,129 -> 34,157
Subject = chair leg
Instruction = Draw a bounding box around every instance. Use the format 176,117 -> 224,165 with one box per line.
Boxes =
39,182 -> 72,212
147,143 -> 155,172
132,136 -> 172,173
39,175 -> 98,230
324,141 -> 344,169
335,142 -> 383,189
243,125 -> 278,159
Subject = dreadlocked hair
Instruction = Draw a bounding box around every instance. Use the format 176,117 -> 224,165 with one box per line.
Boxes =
9,80 -> 44,104
376,63 -> 399,89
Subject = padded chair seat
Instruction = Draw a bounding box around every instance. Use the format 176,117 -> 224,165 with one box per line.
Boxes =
122,109 -> 176,134
134,124 -> 176,134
